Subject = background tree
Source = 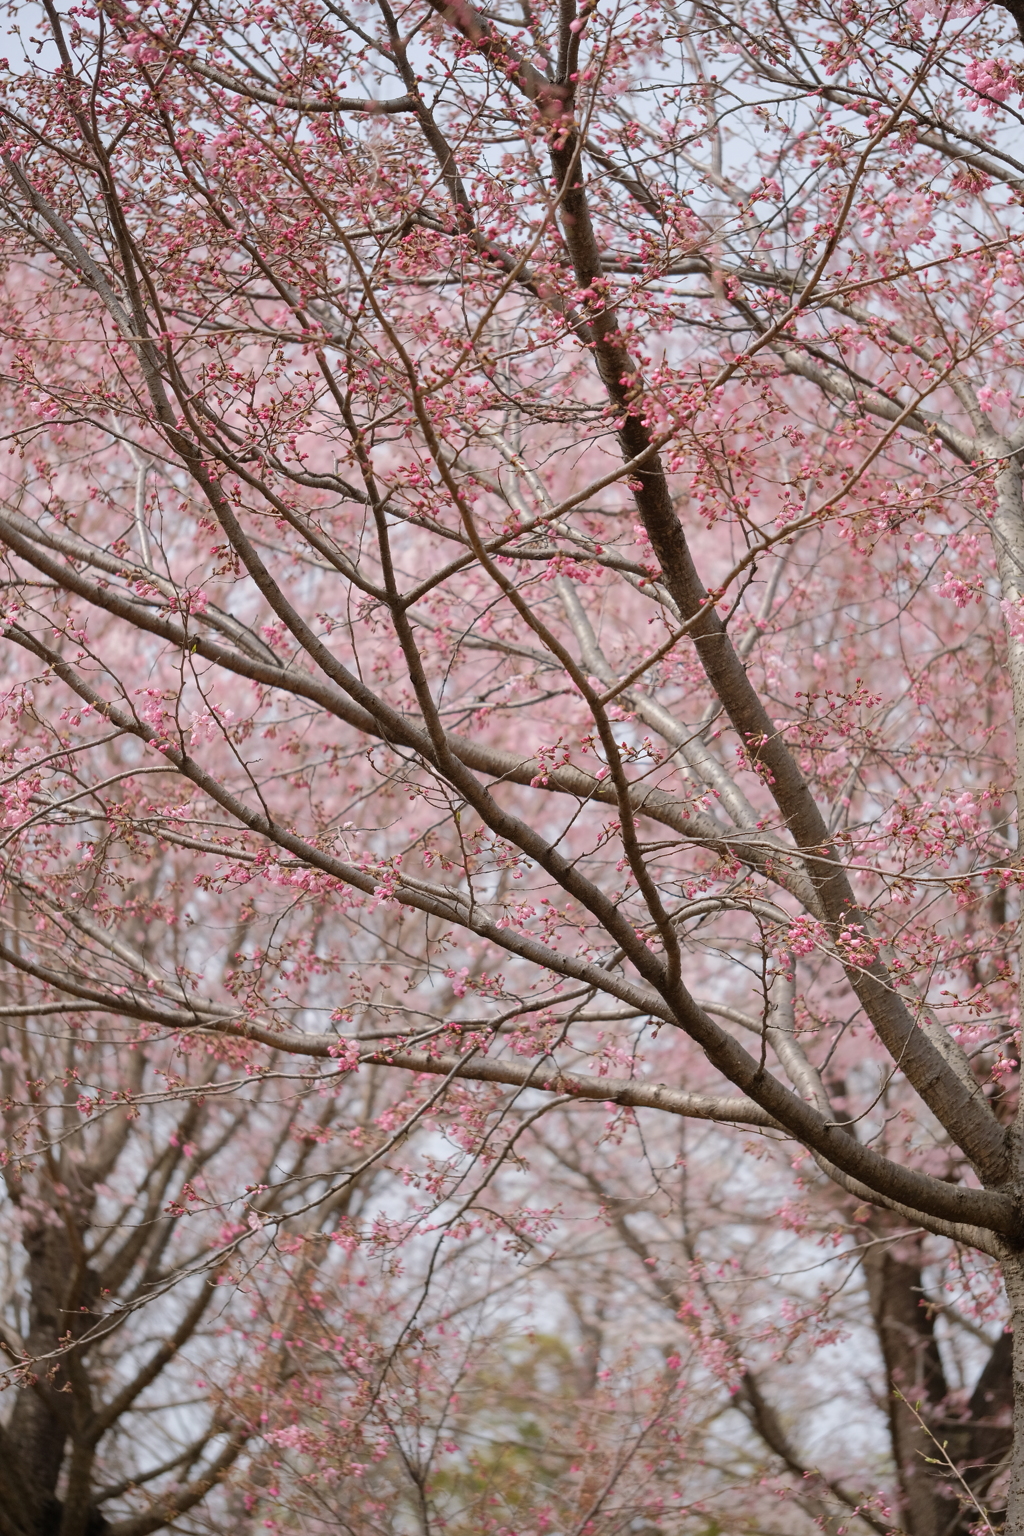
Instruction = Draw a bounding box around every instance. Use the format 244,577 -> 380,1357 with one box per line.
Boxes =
3,0 -> 1024,1528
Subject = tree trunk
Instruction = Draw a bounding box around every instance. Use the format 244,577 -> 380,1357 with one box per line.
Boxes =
6,1221 -> 75,1536
1001,1258 -> 1024,1536
992,444 -> 1024,1536
863,1236 -> 958,1536
3,1216 -> 107,1536
864,1230 -> 1015,1536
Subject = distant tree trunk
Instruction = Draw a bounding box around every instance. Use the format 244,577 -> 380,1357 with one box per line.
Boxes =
865,1235 -> 1013,1536
3,1215 -> 106,1536
864,1237 -> 957,1536
1002,1262 -> 1024,1536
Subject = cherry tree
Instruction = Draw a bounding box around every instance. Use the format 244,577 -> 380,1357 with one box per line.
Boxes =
3,0 -> 1024,1526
